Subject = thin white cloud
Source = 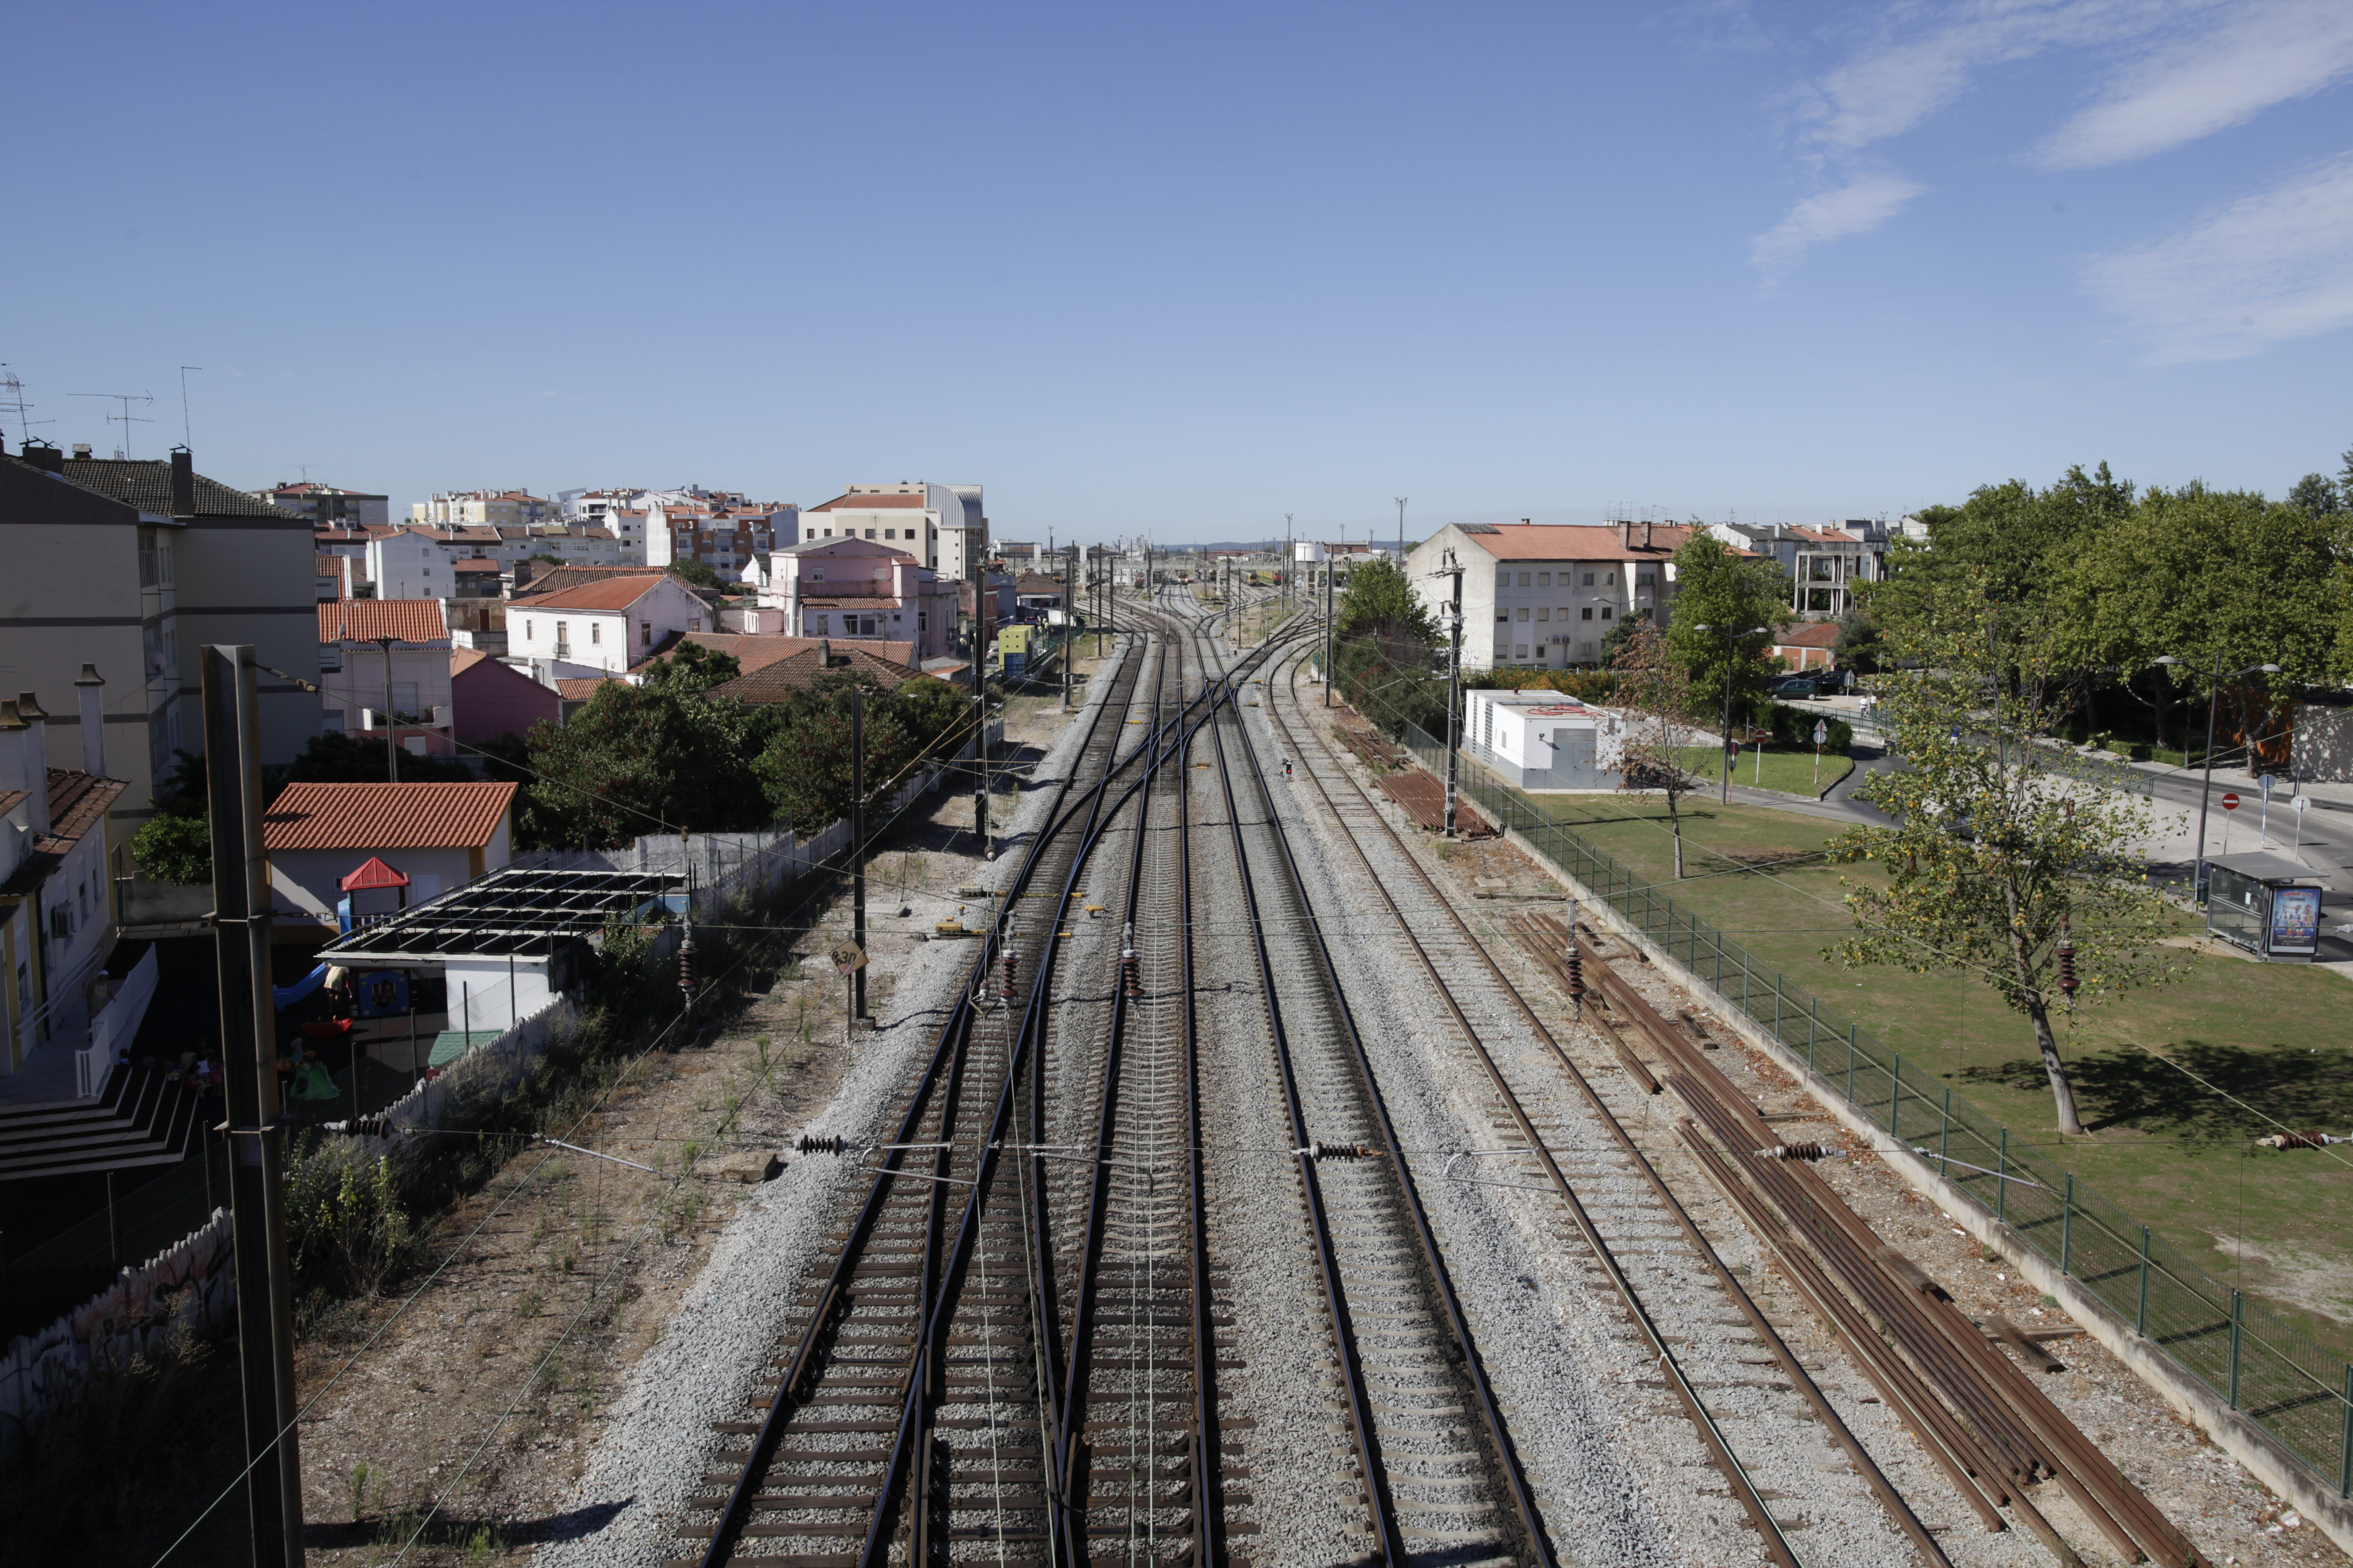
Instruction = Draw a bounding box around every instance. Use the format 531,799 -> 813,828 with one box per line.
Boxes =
1750,175 -> 1927,279
1792,0 -> 2182,156
2085,153 -> 2353,361
2044,0 -> 2353,168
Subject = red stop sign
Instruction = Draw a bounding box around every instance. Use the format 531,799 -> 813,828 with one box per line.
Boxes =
2221,791 -> 2240,811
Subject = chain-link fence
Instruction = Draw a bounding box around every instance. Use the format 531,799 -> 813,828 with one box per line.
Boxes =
1394,719 -> 2353,1499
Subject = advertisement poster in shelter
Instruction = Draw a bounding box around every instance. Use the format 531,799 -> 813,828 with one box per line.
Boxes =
2268,886 -> 2321,955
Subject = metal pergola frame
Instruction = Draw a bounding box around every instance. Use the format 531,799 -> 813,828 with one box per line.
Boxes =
317,866 -> 686,965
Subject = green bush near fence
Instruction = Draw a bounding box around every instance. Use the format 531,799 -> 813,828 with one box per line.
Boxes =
1396,718 -> 2353,1500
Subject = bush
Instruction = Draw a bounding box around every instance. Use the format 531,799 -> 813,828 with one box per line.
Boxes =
284,1137 -> 423,1299
1749,701 -> 1851,753
129,812 -> 211,885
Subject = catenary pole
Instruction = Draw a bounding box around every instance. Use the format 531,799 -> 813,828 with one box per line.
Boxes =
1438,550 -> 1464,837
852,682 -> 868,1020
202,645 -> 305,1568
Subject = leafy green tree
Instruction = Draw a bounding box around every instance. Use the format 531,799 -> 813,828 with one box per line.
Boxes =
669,560 -> 724,591
642,642 -> 741,698
284,730 -> 476,786
754,672 -> 916,830
2050,482 -> 2343,751
1599,607 -> 1650,668
1868,463 -> 2137,631
1663,532 -> 1790,723
1831,608 -> 1882,675
1336,556 -> 1436,642
129,812 -> 211,885
2286,473 -> 2341,516
524,682 -> 769,848
1829,584 -> 2185,1135
892,675 -> 975,758
1331,556 -> 1446,735
1611,618 -> 1704,879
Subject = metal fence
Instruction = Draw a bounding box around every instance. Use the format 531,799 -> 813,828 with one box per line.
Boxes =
1396,720 -> 2353,1499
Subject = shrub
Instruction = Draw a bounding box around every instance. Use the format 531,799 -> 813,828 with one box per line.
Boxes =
129,812 -> 211,885
284,1138 -> 422,1299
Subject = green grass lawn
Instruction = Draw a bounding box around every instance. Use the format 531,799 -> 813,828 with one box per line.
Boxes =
1527,788 -> 2353,1355
1678,743 -> 1856,798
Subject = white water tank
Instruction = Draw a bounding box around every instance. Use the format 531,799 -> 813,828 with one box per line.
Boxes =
1294,541 -> 1327,564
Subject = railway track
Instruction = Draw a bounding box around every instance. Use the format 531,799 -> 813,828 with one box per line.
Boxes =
1254,637 -> 1951,1567
683,596 -> 1297,1567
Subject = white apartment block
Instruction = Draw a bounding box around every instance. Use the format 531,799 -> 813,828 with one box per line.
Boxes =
412,489 -> 556,528
1406,521 -> 1704,672
1704,518 -> 1892,619
802,482 -> 986,582
365,527 -> 457,600
645,503 -> 792,575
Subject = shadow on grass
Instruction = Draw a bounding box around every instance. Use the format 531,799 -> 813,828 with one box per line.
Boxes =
1957,1040 -> 2353,1145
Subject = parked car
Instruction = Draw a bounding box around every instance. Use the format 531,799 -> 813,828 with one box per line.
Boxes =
1767,675 -> 1821,698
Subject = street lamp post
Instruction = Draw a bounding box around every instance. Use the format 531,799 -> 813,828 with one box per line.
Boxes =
1692,623 -> 1768,804
2155,653 -> 2281,898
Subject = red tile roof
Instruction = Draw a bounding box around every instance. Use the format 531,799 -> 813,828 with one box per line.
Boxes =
453,558 -> 503,573
263,782 -> 518,852
808,492 -> 925,511
668,632 -> 834,674
710,646 -> 918,703
1451,522 -> 1712,561
319,600 -> 449,643
339,855 -> 411,891
513,575 -> 666,610
1771,620 -> 1841,649
555,678 -> 622,700
449,648 -> 492,677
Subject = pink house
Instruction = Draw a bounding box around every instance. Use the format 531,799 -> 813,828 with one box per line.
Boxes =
450,648 -> 559,746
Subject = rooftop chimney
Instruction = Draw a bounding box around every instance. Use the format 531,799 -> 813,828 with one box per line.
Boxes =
75,664 -> 106,778
9,696 -> 48,832
71,443 -> 92,460
1619,519 -> 1632,551
22,440 -> 62,474
1642,520 -> 1653,549
170,446 -> 195,519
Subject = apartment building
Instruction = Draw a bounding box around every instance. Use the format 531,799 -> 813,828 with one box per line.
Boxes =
803,482 -> 986,582
1405,520 -> 1703,672
254,480 -> 391,529
645,501 -> 791,575
753,538 -> 959,663
412,489 -> 556,528
0,444 -> 318,828
365,526 -> 456,600
1704,518 -> 1892,619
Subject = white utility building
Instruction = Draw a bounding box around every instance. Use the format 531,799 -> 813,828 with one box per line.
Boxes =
1463,689 -> 1627,791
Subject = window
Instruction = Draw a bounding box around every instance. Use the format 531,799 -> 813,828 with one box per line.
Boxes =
1537,608 -> 1549,622
1537,572 -> 1550,586
1514,645 -> 1529,660
589,623 -> 601,645
1518,572 -> 1532,586
690,615 -> 704,631
392,682 -> 419,715
322,710 -> 345,733
555,622 -> 568,648
524,620 -> 534,642
1600,607 -> 1613,620
1495,609 -> 1509,622
865,529 -> 876,539
884,529 -> 895,539
1495,569 -> 1508,588
49,905 -> 69,940
1515,606 -> 1529,621
1581,572 -> 1595,586
1580,607 -> 1593,620
1607,571 -> 1617,585
918,612 -> 927,631
1636,572 -> 1655,588
641,621 -> 652,646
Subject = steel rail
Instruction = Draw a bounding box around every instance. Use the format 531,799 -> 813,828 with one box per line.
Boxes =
696,631 -> 1151,1568
1268,648 -> 1937,1568
1218,638 -> 1556,1568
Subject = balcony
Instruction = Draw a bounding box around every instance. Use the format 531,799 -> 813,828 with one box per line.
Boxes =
553,641 -> 572,660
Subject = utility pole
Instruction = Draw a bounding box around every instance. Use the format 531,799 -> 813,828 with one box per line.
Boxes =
201,645 -> 305,1568
971,610 -> 991,859
1434,550 -> 1464,837
372,636 -> 399,781
1284,513 -> 1294,619
851,683 -> 868,1021
1396,497 -> 1407,563
1324,544 -> 1335,706
1060,543 -> 1073,713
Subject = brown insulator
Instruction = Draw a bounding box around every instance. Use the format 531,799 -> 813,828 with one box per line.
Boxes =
797,1133 -> 849,1156
1754,1142 -> 1845,1162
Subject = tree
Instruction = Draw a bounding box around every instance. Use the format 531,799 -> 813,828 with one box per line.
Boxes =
2287,473 -> 2342,516
892,675 -> 975,759
1611,619 -> 1704,879
1335,556 -> 1436,642
283,730 -> 476,786
524,682 -> 769,848
754,672 -> 916,830
1831,607 -> 1883,676
669,560 -> 724,591
1599,607 -> 1650,668
641,642 -> 741,698
1872,464 -> 2137,628
1664,532 -> 1791,723
1331,556 -> 1446,735
129,812 -> 211,885
1827,584 -> 2186,1135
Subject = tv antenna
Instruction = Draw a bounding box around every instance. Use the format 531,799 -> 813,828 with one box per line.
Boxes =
178,366 -> 202,446
0,367 -> 52,446
70,391 -> 154,457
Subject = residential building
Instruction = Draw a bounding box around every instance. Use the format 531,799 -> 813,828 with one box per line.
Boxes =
449,648 -> 558,746
365,526 -> 457,600
751,538 -> 958,663
645,501 -> 791,575
315,526 -> 372,561
1704,519 -> 1894,619
316,554 -> 359,602
261,781 -> 516,932
671,630 -> 916,677
0,695 -> 126,1073
0,443 -> 318,830
1767,620 -> 1842,672
1013,572 -> 1066,616
253,481 -> 390,529
1405,520 -> 1709,672
508,574 -> 711,674
802,482 -> 986,582
318,600 -> 456,757
709,643 -> 919,705
411,490 -> 556,528
452,558 -> 506,599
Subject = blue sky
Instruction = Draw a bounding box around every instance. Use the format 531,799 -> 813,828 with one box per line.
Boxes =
6,1 -> 2349,542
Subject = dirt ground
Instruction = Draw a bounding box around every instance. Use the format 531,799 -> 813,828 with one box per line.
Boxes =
1412,825 -> 2349,1568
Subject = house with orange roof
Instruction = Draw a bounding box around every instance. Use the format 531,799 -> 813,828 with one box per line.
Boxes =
802,481 -> 986,582
318,600 -> 456,756
1405,520 -> 1722,672
261,780 -> 517,932
507,573 -> 709,675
